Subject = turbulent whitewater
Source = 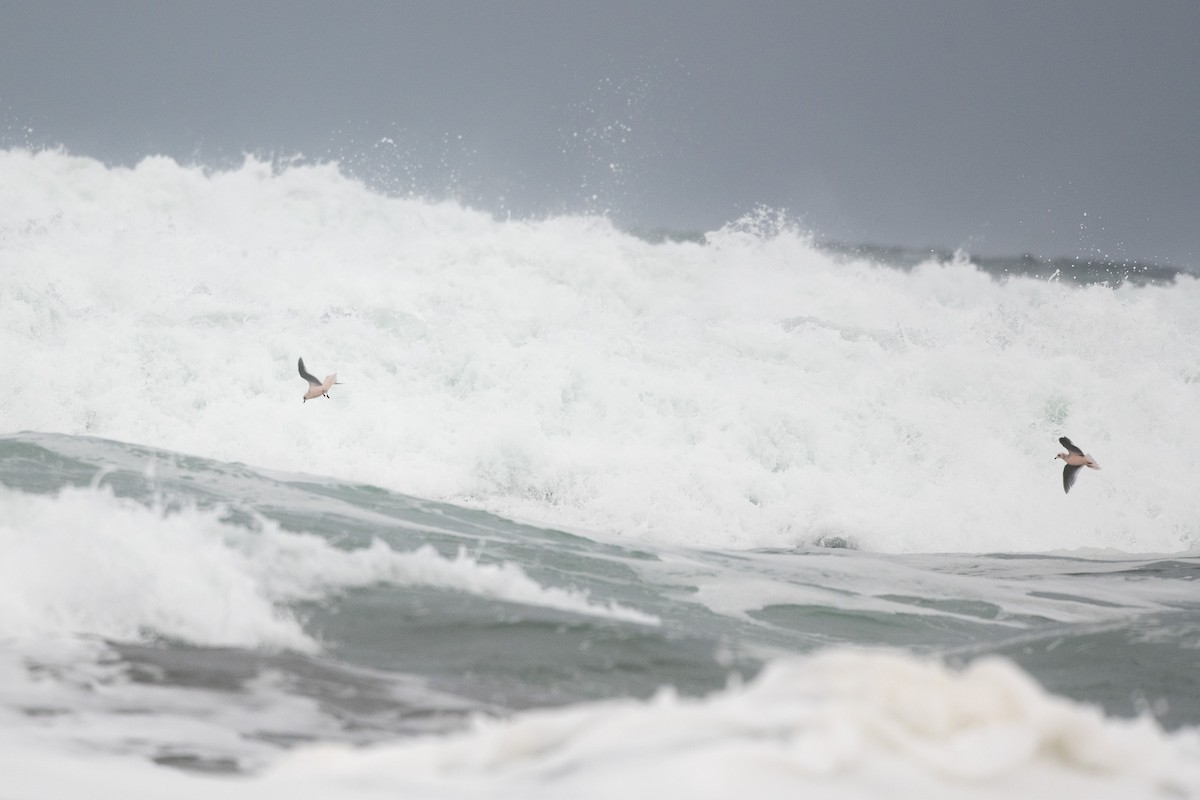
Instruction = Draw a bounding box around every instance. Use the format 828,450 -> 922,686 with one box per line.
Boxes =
2,148 -> 1199,797
5,148 -> 1200,553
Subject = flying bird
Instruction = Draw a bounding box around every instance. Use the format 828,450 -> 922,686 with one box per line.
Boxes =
298,357 -> 339,402
1055,436 -> 1100,493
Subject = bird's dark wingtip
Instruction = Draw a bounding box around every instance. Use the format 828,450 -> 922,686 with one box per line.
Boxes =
297,357 -> 321,385
1062,463 -> 1081,493
1058,436 -> 1084,456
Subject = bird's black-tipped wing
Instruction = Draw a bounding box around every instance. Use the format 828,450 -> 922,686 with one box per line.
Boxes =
298,357 -> 321,386
1062,463 -> 1082,494
1059,437 -> 1084,456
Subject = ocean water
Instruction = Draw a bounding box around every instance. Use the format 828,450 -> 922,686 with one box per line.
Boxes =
2,147 -> 1200,797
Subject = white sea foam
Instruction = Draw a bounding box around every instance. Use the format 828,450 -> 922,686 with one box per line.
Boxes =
3,148 -> 1200,553
0,485 -> 654,652
3,650 -> 1198,799
0,486 -> 313,650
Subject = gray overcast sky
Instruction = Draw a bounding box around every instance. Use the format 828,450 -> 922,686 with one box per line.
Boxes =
2,1 -> 1197,265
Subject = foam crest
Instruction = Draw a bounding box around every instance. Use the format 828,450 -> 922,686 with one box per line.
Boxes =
3,148 -> 1200,552
0,485 -> 654,650
249,535 -> 659,625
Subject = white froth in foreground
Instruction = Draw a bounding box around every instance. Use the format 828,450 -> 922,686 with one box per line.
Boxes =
3,148 -> 1200,553
5,650 -> 1198,799
268,651 -> 1200,799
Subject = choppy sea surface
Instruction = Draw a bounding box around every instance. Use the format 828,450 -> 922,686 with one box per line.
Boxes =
2,148 -> 1200,797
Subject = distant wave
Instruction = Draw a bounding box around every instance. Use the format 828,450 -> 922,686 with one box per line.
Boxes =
629,226 -> 1191,285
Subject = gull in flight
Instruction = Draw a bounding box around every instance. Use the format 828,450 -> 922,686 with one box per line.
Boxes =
298,357 -> 340,402
1055,436 -> 1100,493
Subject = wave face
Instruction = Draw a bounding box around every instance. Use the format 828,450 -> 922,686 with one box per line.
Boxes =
3,148 -> 1200,553
0,483 -> 654,651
